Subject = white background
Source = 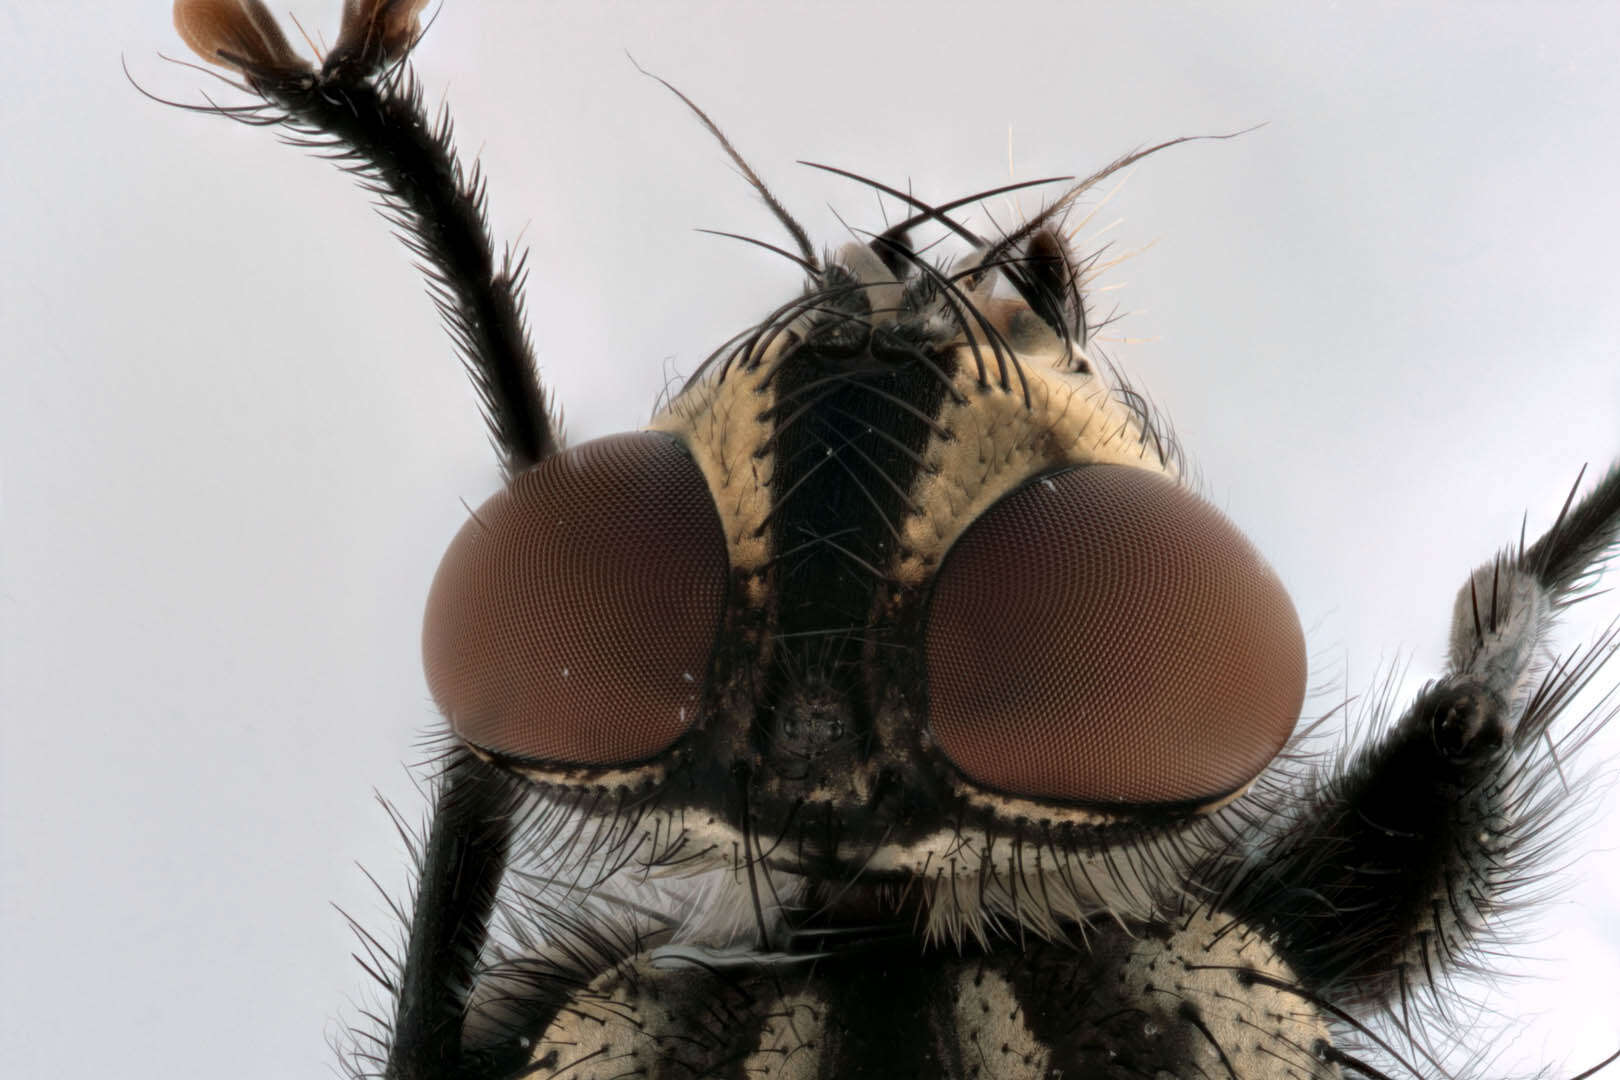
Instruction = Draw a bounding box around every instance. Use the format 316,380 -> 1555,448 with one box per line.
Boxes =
3,2 -> 1618,1076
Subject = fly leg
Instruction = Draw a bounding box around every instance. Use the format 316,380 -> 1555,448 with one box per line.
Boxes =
1212,464 -> 1620,1013
380,753 -> 515,1080
160,0 -> 554,477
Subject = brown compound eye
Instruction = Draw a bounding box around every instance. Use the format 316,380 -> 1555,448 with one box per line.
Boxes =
924,464 -> 1306,807
422,432 -> 728,766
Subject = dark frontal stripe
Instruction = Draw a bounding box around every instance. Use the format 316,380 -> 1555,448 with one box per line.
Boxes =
766,326 -> 960,657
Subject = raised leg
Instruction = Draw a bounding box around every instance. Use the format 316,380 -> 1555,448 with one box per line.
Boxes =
1214,465 -> 1620,1015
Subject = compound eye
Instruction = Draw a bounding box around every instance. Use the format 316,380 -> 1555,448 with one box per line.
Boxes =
422,432 -> 728,766
924,465 -> 1305,806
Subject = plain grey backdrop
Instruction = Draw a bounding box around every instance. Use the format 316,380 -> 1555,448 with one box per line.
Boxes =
4,1 -> 1619,1075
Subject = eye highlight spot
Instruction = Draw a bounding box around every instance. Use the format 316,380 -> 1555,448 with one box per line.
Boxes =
422,432 -> 729,766
924,464 -> 1306,806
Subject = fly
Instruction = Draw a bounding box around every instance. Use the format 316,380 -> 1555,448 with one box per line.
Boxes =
149,2 -> 1620,1076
